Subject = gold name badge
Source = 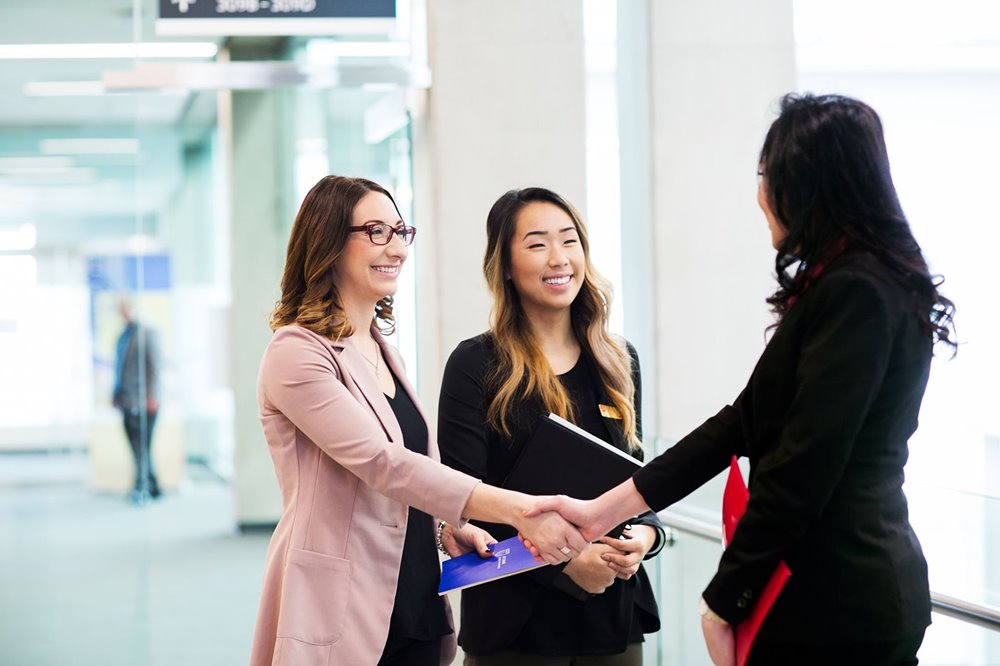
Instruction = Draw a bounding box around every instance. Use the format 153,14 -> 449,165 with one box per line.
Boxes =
598,404 -> 623,420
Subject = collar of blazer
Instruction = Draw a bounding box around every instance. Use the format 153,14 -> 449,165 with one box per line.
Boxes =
336,327 -> 431,452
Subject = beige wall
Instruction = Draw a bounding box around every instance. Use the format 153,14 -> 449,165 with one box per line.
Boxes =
413,0 -> 589,415
648,0 -> 796,440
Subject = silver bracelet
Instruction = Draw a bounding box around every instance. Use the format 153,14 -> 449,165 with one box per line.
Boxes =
436,520 -> 449,556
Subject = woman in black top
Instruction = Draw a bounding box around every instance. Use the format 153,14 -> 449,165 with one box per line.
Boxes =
438,188 -> 664,665
527,94 -> 957,666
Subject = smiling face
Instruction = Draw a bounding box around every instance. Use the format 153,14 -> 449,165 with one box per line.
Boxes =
507,201 -> 585,318
333,191 -> 408,307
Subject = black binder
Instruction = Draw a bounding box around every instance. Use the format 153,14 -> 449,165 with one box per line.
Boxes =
501,413 -> 643,537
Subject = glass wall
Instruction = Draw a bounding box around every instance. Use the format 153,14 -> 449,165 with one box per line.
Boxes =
794,2 -> 1000,663
638,3 -> 1000,664
0,2 -> 419,662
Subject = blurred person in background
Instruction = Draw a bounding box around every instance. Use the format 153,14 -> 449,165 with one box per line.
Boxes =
112,297 -> 161,502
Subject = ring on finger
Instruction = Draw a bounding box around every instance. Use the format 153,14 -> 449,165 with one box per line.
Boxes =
559,546 -> 572,556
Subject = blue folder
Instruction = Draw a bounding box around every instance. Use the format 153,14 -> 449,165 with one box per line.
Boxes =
437,536 -> 546,595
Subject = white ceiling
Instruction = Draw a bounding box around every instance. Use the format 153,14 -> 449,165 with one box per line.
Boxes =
0,1 -> 413,244
0,0 -> 218,128
0,0 -> 222,233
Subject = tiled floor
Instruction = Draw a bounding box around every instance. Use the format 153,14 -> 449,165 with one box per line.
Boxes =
0,453 -> 270,666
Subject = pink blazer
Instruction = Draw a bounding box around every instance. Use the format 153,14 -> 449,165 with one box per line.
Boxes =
249,325 -> 480,666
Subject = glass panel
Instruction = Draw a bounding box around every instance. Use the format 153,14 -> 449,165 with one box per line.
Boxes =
648,512 -> 1000,666
286,81 -> 418,373
583,0 -> 624,335
0,7 -> 416,663
910,486 -> 1000,664
794,0 -> 1000,642
647,437 -> 1000,665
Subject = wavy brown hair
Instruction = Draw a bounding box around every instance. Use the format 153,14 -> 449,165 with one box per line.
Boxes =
483,188 -> 640,451
269,175 -> 399,338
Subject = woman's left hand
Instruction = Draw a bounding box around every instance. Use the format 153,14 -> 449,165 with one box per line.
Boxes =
595,524 -> 657,580
702,613 -> 736,666
440,522 -> 497,558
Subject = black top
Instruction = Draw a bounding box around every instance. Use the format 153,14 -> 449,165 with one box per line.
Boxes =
381,370 -> 451,657
438,335 -> 662,656
632,251 -> 933,644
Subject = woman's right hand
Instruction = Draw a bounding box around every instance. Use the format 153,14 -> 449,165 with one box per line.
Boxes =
514,506 -> 589,565
562,543 -> 618,594
523,495 -> 610,542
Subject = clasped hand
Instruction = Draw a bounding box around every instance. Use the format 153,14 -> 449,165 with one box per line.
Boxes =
562,526 -> 655,593
514,502 -> 589,565
521,495 -> 608,544
440,513 -> 588,567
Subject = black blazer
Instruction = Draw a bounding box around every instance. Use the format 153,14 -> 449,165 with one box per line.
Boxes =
633,251 -> 933,644
438,334 -> 662,655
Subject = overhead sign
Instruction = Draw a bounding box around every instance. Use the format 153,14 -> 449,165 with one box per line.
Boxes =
157,0 -> 396,36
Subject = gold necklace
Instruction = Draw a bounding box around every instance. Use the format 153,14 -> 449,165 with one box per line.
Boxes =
359,344 -> 381,377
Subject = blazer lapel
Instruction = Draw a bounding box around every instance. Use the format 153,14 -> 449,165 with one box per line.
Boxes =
339,335 -> 402,444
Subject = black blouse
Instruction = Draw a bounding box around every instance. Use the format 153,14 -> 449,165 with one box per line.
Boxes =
437,334 -> 662,656
380,370 -> 451,658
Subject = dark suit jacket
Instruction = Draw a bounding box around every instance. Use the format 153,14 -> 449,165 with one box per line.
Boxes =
438,334 -> 662,655
113,322 -> 160,413
633,250 -> 933,644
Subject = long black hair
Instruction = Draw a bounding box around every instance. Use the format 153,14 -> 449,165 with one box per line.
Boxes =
760,93 -> 956,351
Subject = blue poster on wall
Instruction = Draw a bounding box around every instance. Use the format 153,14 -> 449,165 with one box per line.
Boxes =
87,254 -> 171,293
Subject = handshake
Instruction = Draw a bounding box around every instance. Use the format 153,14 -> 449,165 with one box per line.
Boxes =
516,493 -> 616,565
458,479 -> 650,567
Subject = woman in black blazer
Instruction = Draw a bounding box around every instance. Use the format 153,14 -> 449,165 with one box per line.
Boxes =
437,187 -> 664,665
527,94 -> 957,665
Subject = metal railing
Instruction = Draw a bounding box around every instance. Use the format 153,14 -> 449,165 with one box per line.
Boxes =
657,508 -> 1000,632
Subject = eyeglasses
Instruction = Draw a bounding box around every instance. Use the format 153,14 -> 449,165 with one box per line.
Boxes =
349,222 -> 417,246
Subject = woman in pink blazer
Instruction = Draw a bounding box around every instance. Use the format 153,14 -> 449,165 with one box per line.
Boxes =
249,175 -> 588,666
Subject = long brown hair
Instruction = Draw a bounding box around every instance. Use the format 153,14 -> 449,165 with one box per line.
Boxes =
483,188 -> 640,450
270,175 -> 399,338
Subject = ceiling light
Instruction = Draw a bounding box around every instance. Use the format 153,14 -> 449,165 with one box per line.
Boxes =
23,80 -> 107,96
0,157 -> 74,169
0,224 -> 37,252
39,139 -> 139,155
0,42 -> 218,60
306,40 -> 410,63
0,166 -> 98,183
156,17 -> 395,38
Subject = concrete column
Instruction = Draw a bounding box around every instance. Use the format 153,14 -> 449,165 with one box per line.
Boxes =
640,3 -> 796,661
648,0 -> 796,440
414,0 -> 589,413
226,83 -> 294,525
618,0 -> 658,437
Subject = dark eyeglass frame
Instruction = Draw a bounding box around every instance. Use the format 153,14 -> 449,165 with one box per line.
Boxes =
348,221 -> 417,246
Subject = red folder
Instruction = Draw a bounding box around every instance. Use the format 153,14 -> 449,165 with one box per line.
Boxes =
722,456 -> 791,666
